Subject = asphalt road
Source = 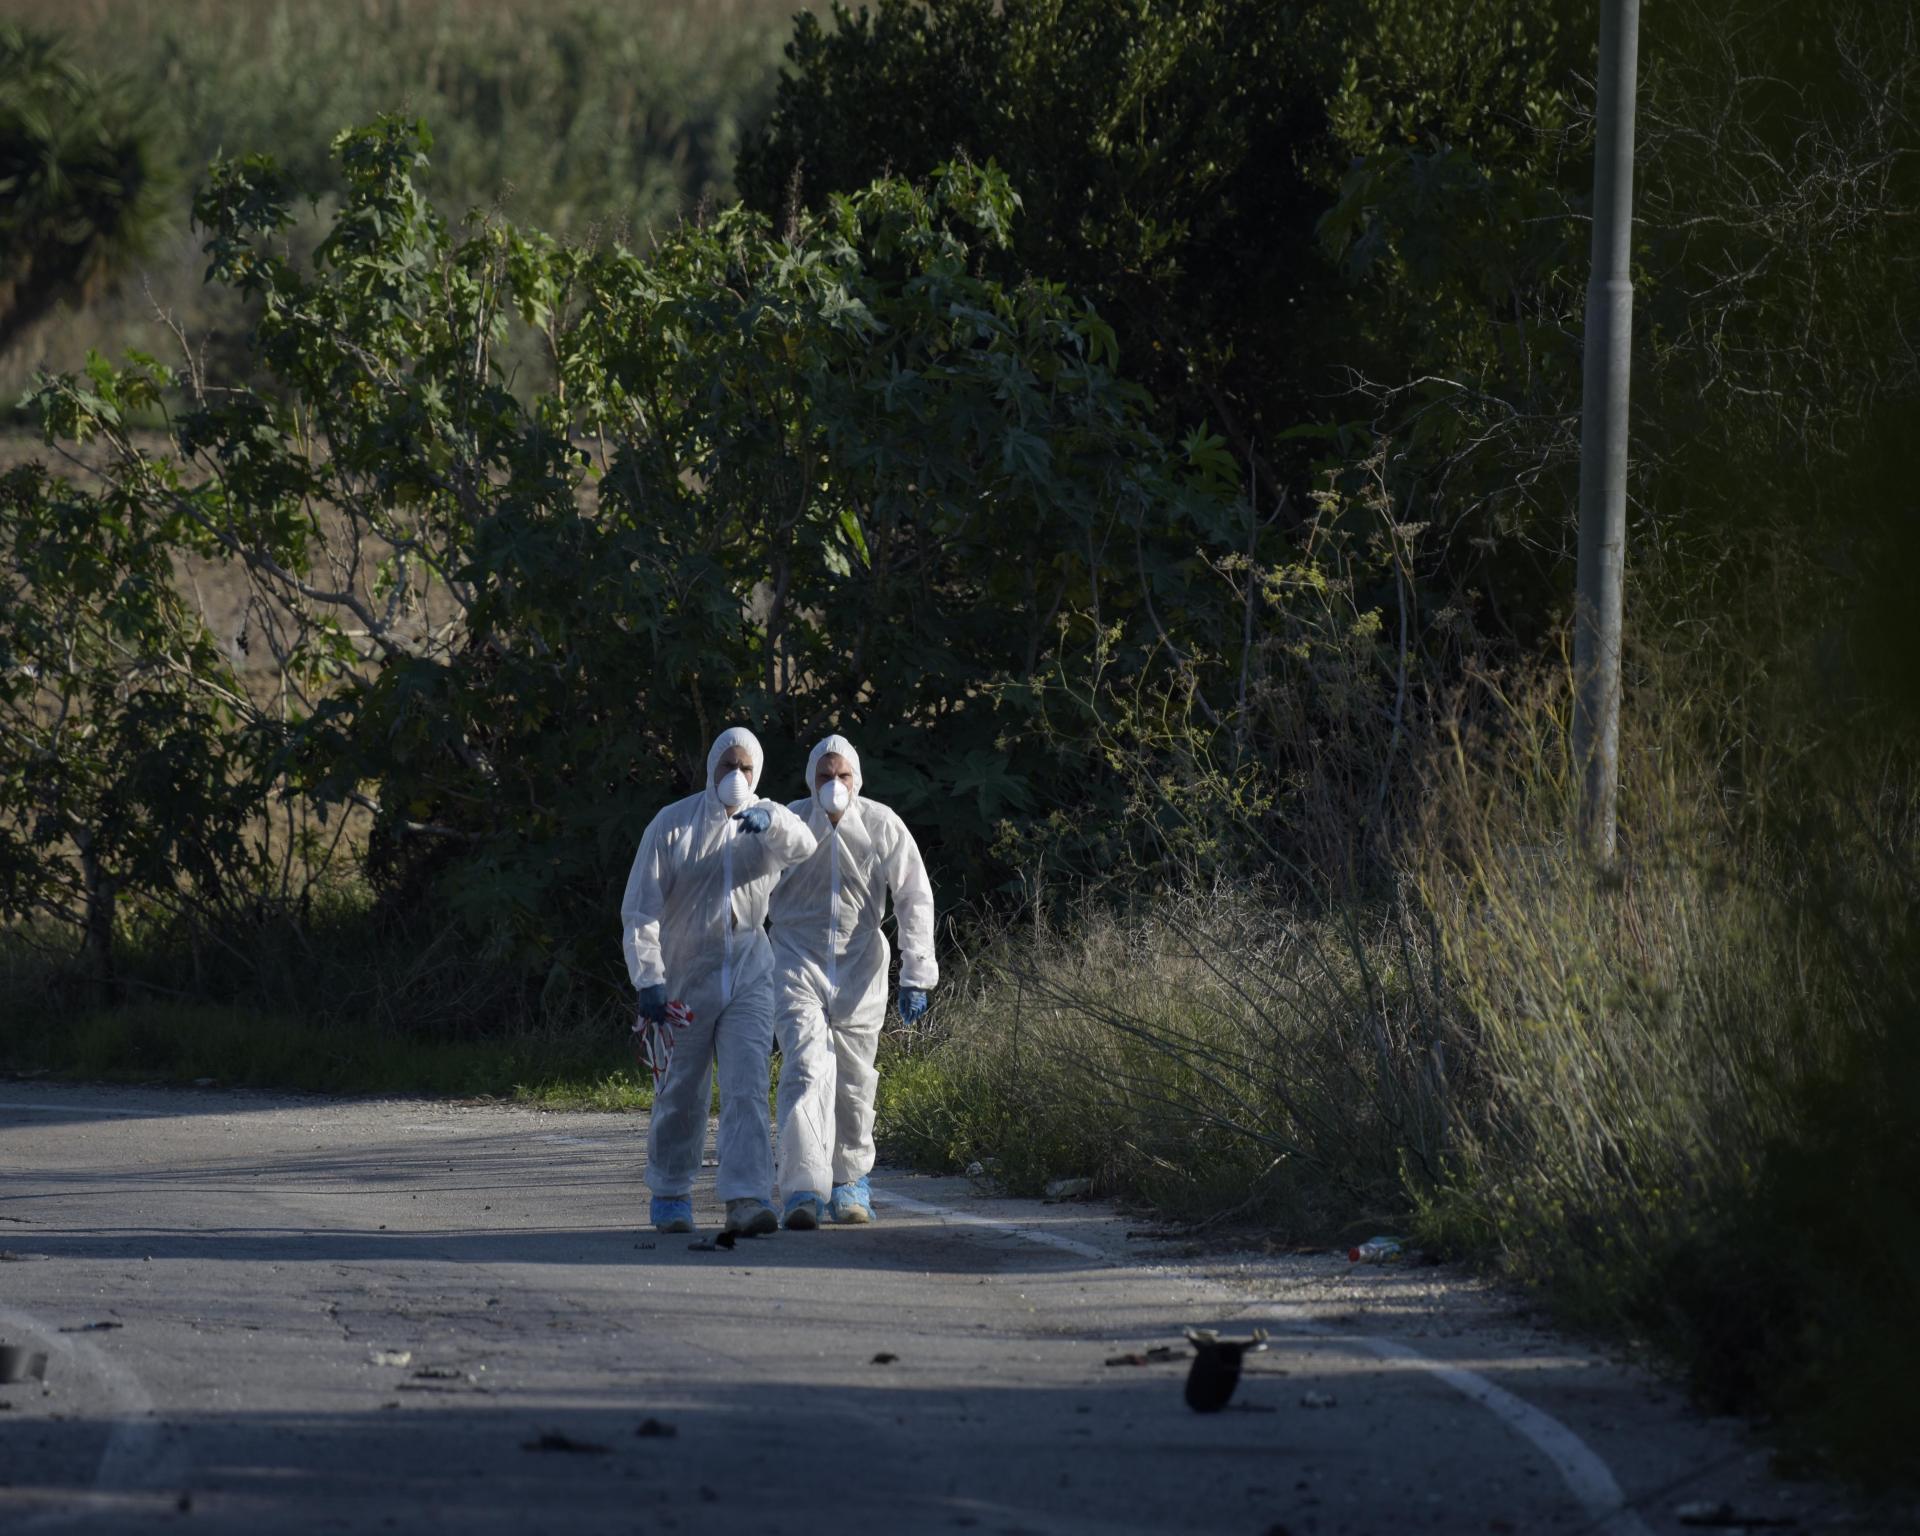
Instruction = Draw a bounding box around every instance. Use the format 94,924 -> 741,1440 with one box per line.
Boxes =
0,1083 -> 1846,1534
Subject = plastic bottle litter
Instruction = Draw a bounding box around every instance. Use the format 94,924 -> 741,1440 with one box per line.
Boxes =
1347,1236 -> 1404,1263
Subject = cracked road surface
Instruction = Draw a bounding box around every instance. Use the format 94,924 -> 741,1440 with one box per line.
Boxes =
0,1084 -> 1839,1534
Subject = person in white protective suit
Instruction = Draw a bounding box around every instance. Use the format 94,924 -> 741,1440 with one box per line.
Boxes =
768,733 -> 938,1229
620,726 -> 818,1236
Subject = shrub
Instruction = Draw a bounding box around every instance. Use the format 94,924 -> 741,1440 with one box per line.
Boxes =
879,885 -> 1452,1232
0,25 -> 168,352
8,117 -> 1266,1014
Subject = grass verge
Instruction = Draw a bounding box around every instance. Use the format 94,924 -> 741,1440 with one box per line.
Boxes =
1,1000 -> 653,1109
875,664 -> 1920,1486
877,889 -> 1450,1236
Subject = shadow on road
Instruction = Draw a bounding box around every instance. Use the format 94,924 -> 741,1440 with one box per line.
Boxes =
0,1370 -> 1544,1536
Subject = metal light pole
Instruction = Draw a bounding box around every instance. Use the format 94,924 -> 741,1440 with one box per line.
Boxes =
1573,0 -> 1640,863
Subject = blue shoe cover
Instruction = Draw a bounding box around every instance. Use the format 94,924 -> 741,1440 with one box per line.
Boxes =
828,1176 -> 874,1225
650,1195 -> 694,1233
783,1191 -> 824,1230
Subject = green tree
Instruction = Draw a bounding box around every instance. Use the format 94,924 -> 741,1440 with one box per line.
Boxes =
1320,0 -> 1920,714
0,26 -> 167,353
738,0 -> 1348,492
12,119 -> 1275,1005
0,363 -> 266,987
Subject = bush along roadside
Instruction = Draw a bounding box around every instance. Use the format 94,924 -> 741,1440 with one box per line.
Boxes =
0,997 -> 654,1111
875,653 -> 1920,1487
3,116 -> 1275,1029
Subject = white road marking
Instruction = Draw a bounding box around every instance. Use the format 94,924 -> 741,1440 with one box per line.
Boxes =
871,1183 -> 1657,1536
0,1302 -> 186,1528
1340,1332 -> 1654,1536
873,1185 -> 1109,1261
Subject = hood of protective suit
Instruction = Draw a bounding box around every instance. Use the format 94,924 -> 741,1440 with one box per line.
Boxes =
804,733 -> 864,800
707,726 -> 765,807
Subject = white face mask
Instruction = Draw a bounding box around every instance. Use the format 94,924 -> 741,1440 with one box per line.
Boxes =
817,778 -> 851,814
717,767 -> 752,809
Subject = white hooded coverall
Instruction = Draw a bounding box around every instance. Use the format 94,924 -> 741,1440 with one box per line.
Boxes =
768,734 -> 939,1200
620,727 -> 818,1202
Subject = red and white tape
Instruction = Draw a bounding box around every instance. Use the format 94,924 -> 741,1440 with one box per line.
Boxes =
631,1000 -> 695,1088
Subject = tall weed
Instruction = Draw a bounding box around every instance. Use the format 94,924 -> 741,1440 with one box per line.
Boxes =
1414,654 -> 1919,1478
879,888 -> 1452,1234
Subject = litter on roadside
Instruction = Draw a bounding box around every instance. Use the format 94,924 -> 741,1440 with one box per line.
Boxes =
635,1417 -> 677,1438
1299,1390 -> 1338,1409
1105,1345 -> 1187,1367
368,1349 -> 413,1367
871,1352 -> 899,1365
1183,1328 -> 1269,1413
522,1431 -> 610,1455
1044,1177 -> 1092,1200
1676,1502 -> 1799,1529
0,1346 -> 49,1385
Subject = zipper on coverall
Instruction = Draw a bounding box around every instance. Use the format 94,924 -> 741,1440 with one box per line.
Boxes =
720,822 -> 734,1001
827,829 -> 842,999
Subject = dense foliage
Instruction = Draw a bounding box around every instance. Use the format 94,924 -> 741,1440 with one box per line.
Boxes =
0,24 -> 167,351
740,0 -> 1350,510
3,0 -> 1916,1483
7,119 -> 1331,1000
747,0 -> 1919,684
0,0 -> 807,401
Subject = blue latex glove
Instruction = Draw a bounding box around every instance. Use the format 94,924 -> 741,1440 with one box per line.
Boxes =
637,983 -> 669,1024
898,987 -> 930,1026
733,805 -> 772,834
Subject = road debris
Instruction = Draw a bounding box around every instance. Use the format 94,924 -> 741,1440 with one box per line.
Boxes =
1676,1502 -> 1799,1529
1044,1177 -> 1092,1200
0,1346 -> 49,1384
368,1349 -> 413,1368
687,1231 -> 738,1252
398,1364 -> 487,1394
1183,1328 -> 1268,1413
521,1432 -> 610,1455
871,1352 -> 899,1365
1105,1345 -> 1187,1367
1298,1390 -> 1338,1409
57,1320 -> 123,1332
635,1417 -> 677,1438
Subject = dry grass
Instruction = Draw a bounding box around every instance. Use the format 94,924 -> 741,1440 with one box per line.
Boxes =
0,0 -> 817,400
1411,664 -> 1851,1281
876,636 -> 1920,1475
880,886 -> 1453,1232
